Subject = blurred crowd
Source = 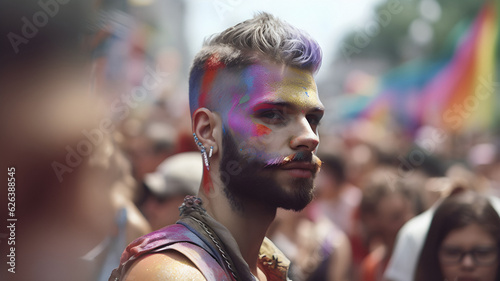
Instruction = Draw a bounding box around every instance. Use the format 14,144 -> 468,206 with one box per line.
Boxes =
1,1 -> 499,281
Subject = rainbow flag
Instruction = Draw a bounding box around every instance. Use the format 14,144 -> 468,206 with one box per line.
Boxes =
345,1 -> 499,136
419,2 -> 498,132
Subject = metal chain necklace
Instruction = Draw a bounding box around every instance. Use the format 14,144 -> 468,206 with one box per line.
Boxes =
190,216 -> 240,281
179,196 -> 258,281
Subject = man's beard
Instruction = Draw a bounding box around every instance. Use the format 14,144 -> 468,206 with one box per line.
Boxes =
219,131 -> 318,212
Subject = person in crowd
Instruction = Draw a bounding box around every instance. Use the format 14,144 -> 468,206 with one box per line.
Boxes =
110,12 -> 325,281
315,153 -> 361,236
0,2 -> 151,280
414,190 -> 500,281
122,122 -> 178,181
138,152 -> 202,230
384,172 -> 500,281
268,202 -> 352,281
467,142 -> 500,197
358,167 -> 423,281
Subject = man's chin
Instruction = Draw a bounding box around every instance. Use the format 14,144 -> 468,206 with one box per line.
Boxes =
262,171 -> 314,211
220,131 -> 315,212
274,170 -> 316,192
279,181 -> 314,211
273,167 -> 316,179
224,171 -> 314,212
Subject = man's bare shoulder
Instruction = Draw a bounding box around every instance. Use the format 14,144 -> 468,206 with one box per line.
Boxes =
123,250 -> 206,281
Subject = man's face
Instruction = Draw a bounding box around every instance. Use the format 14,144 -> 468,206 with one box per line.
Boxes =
216,62 -> 324,211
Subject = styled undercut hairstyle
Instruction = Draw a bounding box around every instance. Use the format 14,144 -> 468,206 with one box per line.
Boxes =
188,12 -> 322,115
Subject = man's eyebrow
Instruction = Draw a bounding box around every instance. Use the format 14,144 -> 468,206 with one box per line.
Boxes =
252,102 -> 288,112
252,102 -> 325,113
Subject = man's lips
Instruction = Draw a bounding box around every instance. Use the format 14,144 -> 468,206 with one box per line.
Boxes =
281,162 -> 318,171
263,152 -> 321,178
279,161 -> 319,178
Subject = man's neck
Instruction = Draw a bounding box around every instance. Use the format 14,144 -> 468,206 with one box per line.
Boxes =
200,189 -> 276,276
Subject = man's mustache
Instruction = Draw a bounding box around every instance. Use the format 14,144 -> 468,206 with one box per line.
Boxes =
264,151 -> 322,172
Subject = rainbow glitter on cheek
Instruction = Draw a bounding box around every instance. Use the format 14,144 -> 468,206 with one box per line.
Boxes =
253,123 -> 272,136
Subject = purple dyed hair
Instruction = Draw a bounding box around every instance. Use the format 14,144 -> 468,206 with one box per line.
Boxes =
188,12 -> 322,115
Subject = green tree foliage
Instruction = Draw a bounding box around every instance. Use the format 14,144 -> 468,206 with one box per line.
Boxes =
339,0 -> 486,66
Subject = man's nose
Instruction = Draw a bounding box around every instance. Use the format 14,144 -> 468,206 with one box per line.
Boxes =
289,117 -> 319,151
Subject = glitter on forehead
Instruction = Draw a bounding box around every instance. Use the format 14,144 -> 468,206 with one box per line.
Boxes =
269,70 -> 320,109
241,65 -> 320,110
302,86 -> 309,97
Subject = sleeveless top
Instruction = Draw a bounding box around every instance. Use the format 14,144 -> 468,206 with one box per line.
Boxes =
109,196 -> 291,281
108,223 -> 232,281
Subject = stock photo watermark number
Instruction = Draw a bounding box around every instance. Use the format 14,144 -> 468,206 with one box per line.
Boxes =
7,167 -> 16,274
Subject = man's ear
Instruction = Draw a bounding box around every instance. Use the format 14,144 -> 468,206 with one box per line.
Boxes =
192,108 -> 221,156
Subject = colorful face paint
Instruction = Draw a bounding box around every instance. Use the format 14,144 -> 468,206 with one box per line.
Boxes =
238,94 -> 250,105
254,123 -> 272,136
266,67 -> 322,109
222,62 -> 324,163
214,63 -> 324,211
202,172 -> 213,194
265,151 -> 321,168
197,54 -> 226,110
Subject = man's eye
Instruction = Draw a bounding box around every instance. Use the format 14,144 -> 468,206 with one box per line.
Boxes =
258,110 -> 285,124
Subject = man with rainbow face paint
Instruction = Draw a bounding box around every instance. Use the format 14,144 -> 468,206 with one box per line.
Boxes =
110,12 -> 324,281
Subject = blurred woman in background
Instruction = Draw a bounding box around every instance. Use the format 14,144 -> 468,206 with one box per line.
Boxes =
415,191 -> 500,281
